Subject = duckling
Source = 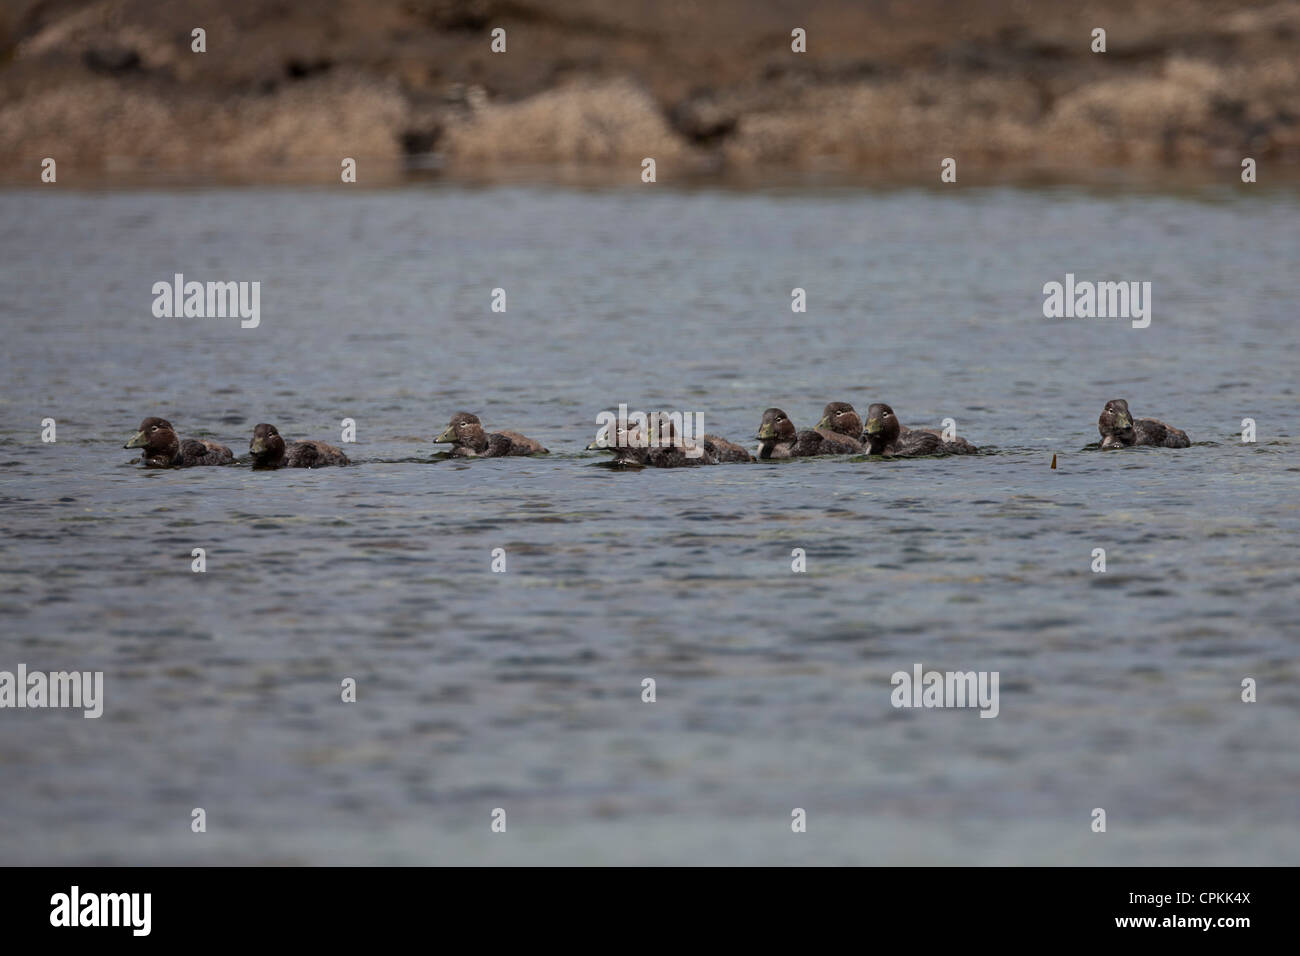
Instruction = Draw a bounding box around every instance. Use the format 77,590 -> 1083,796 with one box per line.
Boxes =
650,416 -> 752,464
1098,399 -> 1190,449
636,415 -> 714,467
756,408 -> 862,459
586,415 -> 723,468
123,417 -> 233,468
435,412 -> 548,457
586,419 -> 649,467
817,402 -> 867,444
703,434 -> 755,463
907,423 -> 980,455
862,404 -> 944,457
822,400 -> 978,455
935,433 -> 979,454
249,423 -> 350,468
644,419 -> 717,466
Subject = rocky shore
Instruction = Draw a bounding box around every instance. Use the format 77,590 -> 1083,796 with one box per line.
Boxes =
3,0 -> 1298,184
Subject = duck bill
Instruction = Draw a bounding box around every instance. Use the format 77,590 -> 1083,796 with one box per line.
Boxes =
756,424 -> 775,440
585,440 -> 606,451
249,437 -> 267,455
815,416 -> 831,430
865,419 -> 883,436
435,425 -> 455,443
124,430 -> 147,449
1116,415 -> 1133,430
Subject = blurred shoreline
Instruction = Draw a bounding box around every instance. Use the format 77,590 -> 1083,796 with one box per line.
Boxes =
8,164 -> 1300,193
3,0 -> 1299,187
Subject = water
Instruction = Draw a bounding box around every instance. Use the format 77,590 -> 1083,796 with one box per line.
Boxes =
1,184 -> 1297,865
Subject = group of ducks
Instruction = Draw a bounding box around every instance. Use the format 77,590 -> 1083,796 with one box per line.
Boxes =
121,412 -> 546,469
581,402 -> 981,467
124,418 -> 353,468
121,399 -> 1189,470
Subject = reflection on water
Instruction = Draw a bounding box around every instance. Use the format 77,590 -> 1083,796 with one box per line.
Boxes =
0,185 -> 1297,863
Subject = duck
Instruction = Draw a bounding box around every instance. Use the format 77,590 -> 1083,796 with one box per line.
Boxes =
249,423 -> 351,468
862,403 -> 946,457
586,415 -> 718,467
123,417 -> 234,468
586,419 -> 649,467
904,421 -> 980,455
1098,399 -> 1190,448
756,407 -> 862,459
703,434 -> 755,463
644,416 -> 711,467
435,412 -> 548,457
826,398 -> 977,455
817,402 -> 867,444
639,414 -> 753,463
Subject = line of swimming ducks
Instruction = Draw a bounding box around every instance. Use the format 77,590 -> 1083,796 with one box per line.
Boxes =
122,399 -> 1188,469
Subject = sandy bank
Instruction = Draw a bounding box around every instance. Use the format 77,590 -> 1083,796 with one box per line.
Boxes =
2,0 -> 1298,184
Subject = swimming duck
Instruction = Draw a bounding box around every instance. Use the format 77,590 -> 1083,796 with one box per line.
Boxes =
123,417 -> 234,468
645,416 -> 713,467
907,423 -> 980,455
817,402 -> 867,444
704,434 -> 755,463
756,408 -> 862,459
586,416 -> 718,467
820,400 -> 978,455
435,412 -> 548,457
586,419 -> 649,467
862,404 -> 945,457
646,415 -> 752,463
249,423 -> 351,468
1098,399 -> 1190,448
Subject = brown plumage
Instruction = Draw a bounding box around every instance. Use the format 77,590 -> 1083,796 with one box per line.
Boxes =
756,407 -> 862,459
846,401 -> 979,455
825,399 -> 976,452
862,403 -> 944,457
584,414 -> 752,466
435,412 -> 548,457
249,423 -> 351,468
1098,399 -> 1190,449
703,434 -> 755,463
816,402 -> 865,444
586,418 -> 649,467
586,414 -> 720,467
123,417 -> 233,468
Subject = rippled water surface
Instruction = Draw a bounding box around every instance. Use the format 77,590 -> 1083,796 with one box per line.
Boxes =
1,185 -> 1297,864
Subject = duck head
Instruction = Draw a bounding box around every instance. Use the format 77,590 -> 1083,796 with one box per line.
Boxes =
124,417 -> 180,466
863,403 -> 902,452
249,423 -> 287,466
586,417 -> 647,465
756,408 -> 797,444
1098,399 -> 1135,448
817,401 -> 862,439
436,411 -> 489,453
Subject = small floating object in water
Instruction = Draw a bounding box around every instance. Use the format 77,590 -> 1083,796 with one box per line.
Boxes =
1051,454 -> 1057,470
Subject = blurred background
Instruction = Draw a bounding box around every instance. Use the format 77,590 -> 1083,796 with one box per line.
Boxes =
3,0 -> 1299,184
